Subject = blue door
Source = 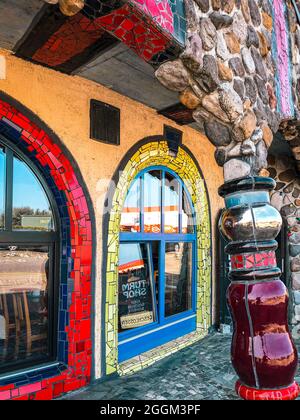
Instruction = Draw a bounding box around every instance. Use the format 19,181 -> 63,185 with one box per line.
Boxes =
118,167 -> 197,362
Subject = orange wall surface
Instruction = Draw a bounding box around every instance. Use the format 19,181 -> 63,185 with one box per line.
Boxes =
0,50 -> 224,378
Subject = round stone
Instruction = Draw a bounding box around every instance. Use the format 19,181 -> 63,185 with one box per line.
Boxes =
218,82 -> 244,121
293,188 -> 300,198
199,18 -> 217,51
262,11 -> 273,31
261,0 -> 272,15
254,97 -> 267,123
275,182 -> 285,191
204,121 -> 232,146
155,59 -> 190,92
254,140 -> 268,172
247,25 -> 259,48
261,122 -> 273,148
290,245 -> 300,258
224,158 -> 251,181
179,88 -> 201,109
258,31 -> 269,56
259,168 -> 270,177
221,0 -> 235,13
251,47 -> 268,81
229,57 -> 245,77
241,0 -> 250,22
224,32 -> 241,54
195,0 -> 210,12
248,0 -> 261,26
215,147 -> 227,166
290,232 -> 300,244
241,47 -> 255,73
279,169 -> 296,183
254,75 -> 269,104
239,109 -> 257,138
291,256 -> 300,272
210,12 -> 234,29
180,34 -> 203,73
218,60 -> 233,81
195,55 -> 219,93
212,0 -> 221,10
233,78 -> 245,99
283,183 -> 294,193
265,108 -> 281,133
232,11 -> 248,44
251,127 -> 263,144
241,138 -> 256,155
294,291 -> 300,305
268,167 -> 277,178
59,0 -> 84,16
267,83 -> 277,110
288,5 -> 298,33
216,32 -> 230,60
244,76 -> 257,104
292,273 -> 300,290
202,91 -> 231,122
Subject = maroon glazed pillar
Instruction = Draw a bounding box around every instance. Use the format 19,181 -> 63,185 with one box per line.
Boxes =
219,177 -> 299,400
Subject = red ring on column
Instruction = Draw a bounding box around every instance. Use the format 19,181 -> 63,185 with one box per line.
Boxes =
236,381 -> 299,401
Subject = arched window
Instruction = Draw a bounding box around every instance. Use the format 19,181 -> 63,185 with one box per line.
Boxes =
0,140 -> 59,373
118,167 -> 197,362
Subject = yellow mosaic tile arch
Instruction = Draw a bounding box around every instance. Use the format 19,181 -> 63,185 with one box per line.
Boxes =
105,141 -> 211,374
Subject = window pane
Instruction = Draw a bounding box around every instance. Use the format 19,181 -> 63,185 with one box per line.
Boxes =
13,155 -> 53,231
182,189 -> 194,233
144,170 -> 161,233
0,147 -> 4,229
118,243 -> 156,332
164,173 -> 180,233
120,178 -> 140,232
165,242 -> 193,317
0,245 -> 50,370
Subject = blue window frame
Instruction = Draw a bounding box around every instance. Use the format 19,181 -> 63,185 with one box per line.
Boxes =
118,166 -> 197,362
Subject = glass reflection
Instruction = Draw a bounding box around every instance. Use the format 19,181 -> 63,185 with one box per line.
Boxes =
164,173 -> 180,234
0,147 -> 4,229
144,170 -> 161,233
165,242 -> 192,317
0,246 -> 50,368
120,178 -> 140,233
118,243 -> 156,332
182,189 -> 194,233
13,155 -> 53,231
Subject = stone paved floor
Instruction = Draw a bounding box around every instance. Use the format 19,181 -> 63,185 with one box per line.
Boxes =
64,333 -> 300,400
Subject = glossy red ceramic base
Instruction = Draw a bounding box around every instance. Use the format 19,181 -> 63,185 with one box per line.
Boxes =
236,381 -> 299,400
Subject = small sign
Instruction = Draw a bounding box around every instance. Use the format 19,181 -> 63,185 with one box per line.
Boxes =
120,310 -> 154,330
118,243 -> 155,331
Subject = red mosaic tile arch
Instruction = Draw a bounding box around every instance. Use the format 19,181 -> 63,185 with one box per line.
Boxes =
0,98 -> 93,400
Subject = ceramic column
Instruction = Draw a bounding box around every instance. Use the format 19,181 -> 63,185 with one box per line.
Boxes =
219,176 -> 299,401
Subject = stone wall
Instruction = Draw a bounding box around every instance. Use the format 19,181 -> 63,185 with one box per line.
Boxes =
268,153 -> 300,336
155,0 -> 300,181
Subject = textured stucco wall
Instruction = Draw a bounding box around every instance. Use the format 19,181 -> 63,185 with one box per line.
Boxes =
0,49 -> 223,379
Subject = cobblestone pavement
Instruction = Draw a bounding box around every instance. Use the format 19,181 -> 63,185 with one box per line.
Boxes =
64,332 -> 299,400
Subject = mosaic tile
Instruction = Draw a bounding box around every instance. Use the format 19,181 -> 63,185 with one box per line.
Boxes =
0,101 -> 93,400
105,141 -> 211,374
16,1 -> 186,73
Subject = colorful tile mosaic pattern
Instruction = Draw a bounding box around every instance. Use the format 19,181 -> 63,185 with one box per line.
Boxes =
272,0 -> 294,118
105,141 -> 211,375
0,98 -> 93,400
16,0 -> 186,73
231,251 -> 277,270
